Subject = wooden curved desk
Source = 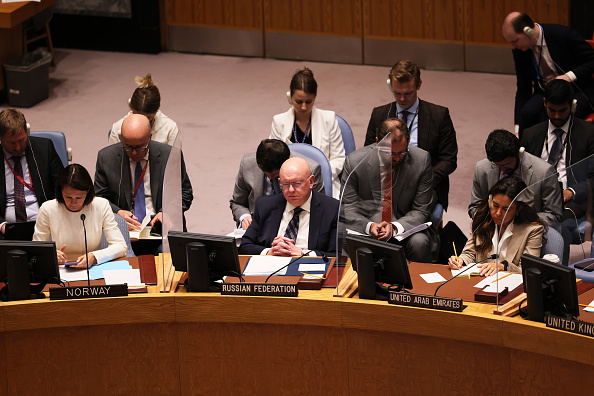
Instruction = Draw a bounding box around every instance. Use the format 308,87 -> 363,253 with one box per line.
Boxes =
1,282 -> 594,395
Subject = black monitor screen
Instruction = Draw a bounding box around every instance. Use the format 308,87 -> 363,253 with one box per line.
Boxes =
521,253 -> 579,321
0,240 -> 60,284
345,234 -> 412,290
168,231 -> 241,276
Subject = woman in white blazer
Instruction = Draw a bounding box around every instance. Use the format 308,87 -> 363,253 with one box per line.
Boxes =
448,176 -> 545,276
270,67 -> 345,199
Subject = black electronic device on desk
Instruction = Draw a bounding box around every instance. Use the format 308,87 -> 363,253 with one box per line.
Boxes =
521,253 -> 579,322
168,231 -> 242,292
3,221 -> 35,241
0,240 -> 60,301
345,234 -> 411,299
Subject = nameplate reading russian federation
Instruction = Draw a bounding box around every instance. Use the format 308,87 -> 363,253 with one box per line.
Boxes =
546,315 -> 594,338
49,284 -> 128,300
221,283 -> 298,297
389,291 -> 464,312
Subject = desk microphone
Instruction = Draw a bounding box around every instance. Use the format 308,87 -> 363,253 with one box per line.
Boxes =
81,214 -> 90,286
265,249 -> 312,283
434,254 -> 499,297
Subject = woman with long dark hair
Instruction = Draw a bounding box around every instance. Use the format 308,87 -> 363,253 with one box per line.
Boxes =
449,176 -> 545,276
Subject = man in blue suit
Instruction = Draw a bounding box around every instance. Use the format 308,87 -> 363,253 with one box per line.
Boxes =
239,157 -> 339,257
502,12 -> 594,135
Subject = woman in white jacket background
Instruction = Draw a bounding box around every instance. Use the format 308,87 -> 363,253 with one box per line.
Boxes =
270,67 -> 345,199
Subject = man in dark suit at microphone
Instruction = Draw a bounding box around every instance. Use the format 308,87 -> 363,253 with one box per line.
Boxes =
239,157 -> 339,257
0,108 -> 63,236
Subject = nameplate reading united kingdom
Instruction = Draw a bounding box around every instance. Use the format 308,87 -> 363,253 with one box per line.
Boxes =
546,315 -> 594,338
49,284 -> 128,300
388,291 -> 464,312
221,283 -> 298,297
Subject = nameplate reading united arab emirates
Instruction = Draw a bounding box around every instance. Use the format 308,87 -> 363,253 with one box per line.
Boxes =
389,291 -> 464,312
221,283 -> 298,297
49,284 -> 128,300
546,315 -> 594,338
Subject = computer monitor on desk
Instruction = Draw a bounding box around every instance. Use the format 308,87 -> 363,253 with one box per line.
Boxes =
167,231 -> 242,292
0,240 -> 60,301
345,235 -> 412,299
521,253 -> 579,322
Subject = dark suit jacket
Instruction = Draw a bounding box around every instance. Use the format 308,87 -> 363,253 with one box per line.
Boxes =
512,23 -> 594,124
238,190 -> 339,257
364,99 -> 457,209
521,117 -> 594,204
94,141 -> 193,215
0,136 -> 63,224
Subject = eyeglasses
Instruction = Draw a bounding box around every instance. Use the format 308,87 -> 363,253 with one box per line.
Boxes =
123,144 -> 149,153
492,158 -> 515,169
391,151 -> 408,158
281,181 -> 304,190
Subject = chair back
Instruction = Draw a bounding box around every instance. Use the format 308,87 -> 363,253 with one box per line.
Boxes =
30,131 -> 69,167
288,143 -> 333,197
336,114 -> 356,155
541,227 -> 564,265
100,213 -> 136,257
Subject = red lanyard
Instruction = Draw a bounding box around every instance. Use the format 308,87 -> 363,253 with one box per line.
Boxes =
4,153 -> 34,192
131,160 -> 148,202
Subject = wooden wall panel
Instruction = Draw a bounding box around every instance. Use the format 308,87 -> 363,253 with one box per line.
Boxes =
363,0 -> 464,42
263,0 -> 362,37
167,0 -> 263,30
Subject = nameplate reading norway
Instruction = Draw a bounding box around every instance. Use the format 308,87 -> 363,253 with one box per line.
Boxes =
49,284 -> 128,300
389,291 -> 464,312
221,283 -> 298,297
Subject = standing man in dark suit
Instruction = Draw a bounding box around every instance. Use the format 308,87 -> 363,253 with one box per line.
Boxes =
94,114 -> 193,231
348,119 -> 439,263
230,139 -> 325,230
239,157 -> 338,257
521,79 -> 594,255
364,60 -> 457,214
0,109 -> 63,235
502,12 -> 594,135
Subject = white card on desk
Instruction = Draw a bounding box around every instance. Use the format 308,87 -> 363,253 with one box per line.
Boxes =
243,256 -> 291,276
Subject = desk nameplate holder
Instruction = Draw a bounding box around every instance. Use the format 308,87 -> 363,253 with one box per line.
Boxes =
221,283 -> 298,297
49,284 -> 128,300
546,315 -> 594,338
389,291 -> 464,312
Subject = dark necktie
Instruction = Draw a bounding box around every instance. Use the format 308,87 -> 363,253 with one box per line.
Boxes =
12,156 -> 27,222
284,207 -> 303,242
382,169 -> 392,223
134,162 -> 146,221
547,128 -> 564,167
401,110 -> 410,127
535,45 -> 556,84
270,177 -> 281,195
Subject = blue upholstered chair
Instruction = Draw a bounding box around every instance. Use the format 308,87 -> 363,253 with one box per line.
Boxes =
30,131 -> 70,167
100,213 -> 136,258
336,114 -> 355,155
288,143 -> 333,197
541,227 -> 565,265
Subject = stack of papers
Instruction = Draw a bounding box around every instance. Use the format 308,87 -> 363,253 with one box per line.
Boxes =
451,265 -> 481,277
59,260 -> 133,282
243,256 -> 291,276
473,272 -> 523,293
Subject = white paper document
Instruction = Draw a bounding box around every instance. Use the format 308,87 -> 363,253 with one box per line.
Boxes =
451,265 -> 481,277
395,222 -> 432,241
226,228 -> 245,239
420,272 -> 447,284
103,269 -> 144,287
129,215 -> 160,239
302,273 -> 325,280
298,263 -> 326,272
59,267 -> 89,282
584,300 -> 594,313
474,272 -> 523,293
346,229 -> 366,236
243,256 -> 291,276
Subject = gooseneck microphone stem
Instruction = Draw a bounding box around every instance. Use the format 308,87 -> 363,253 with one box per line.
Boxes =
81,214 -> 90,286
265,250 -> 312,283
434,254 -> 499,297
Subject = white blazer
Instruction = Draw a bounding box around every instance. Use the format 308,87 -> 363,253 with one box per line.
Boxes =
270,106 -> 345,199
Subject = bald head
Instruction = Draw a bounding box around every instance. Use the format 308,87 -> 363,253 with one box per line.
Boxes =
121,114 -> 152,162
279,157 -> 314,207
502,11 -> 537,51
